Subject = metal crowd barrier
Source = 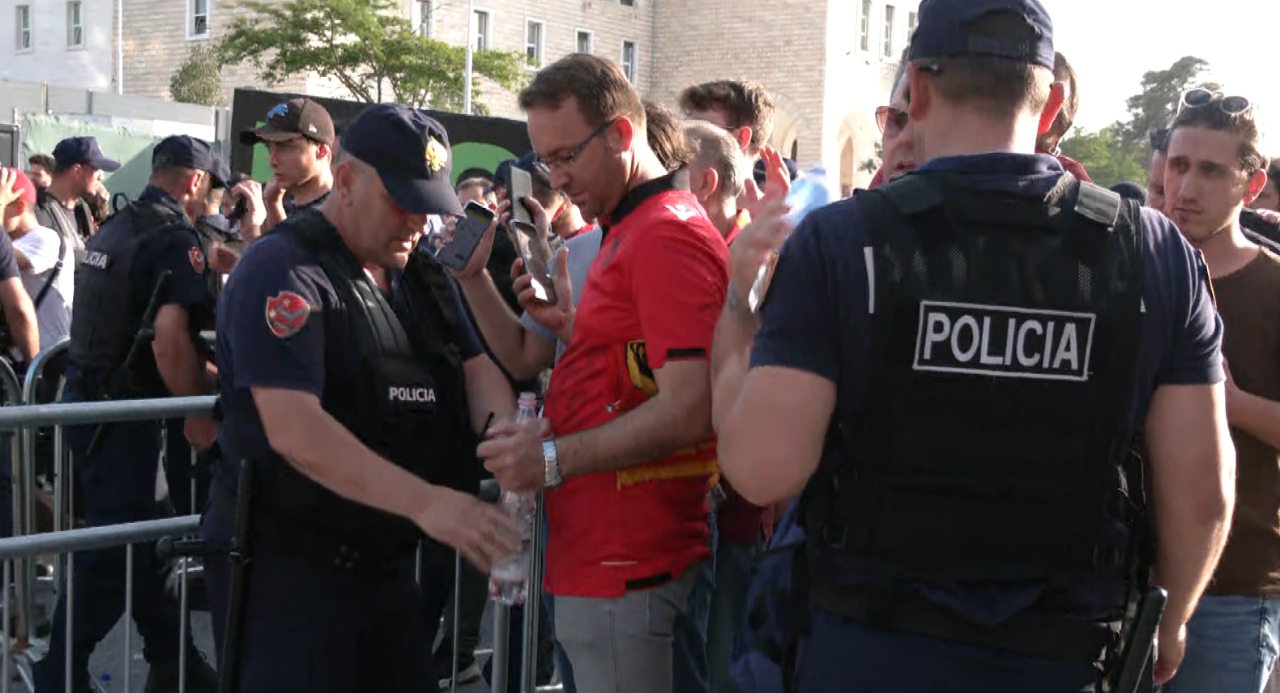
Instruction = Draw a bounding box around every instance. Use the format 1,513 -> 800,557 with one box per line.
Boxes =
0,379 -> 552,693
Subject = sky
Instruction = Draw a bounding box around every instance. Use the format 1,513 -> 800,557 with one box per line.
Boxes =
1049,0 -> 1279,147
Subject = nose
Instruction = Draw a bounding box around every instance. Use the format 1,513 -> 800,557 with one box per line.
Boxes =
549,166 -> 571,193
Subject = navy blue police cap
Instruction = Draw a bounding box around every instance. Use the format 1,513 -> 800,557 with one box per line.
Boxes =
910,0 -> 1054,71
53,136 -> 121,173
151,135 -> 228,189
493,159 -> 517,192
342,104 -> 463,216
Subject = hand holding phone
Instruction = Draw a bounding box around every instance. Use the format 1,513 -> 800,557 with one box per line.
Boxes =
438,201 -> 497,272
507,193 -> 557,304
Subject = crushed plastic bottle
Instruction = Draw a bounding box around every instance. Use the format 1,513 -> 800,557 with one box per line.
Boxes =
488,392 -> 539,606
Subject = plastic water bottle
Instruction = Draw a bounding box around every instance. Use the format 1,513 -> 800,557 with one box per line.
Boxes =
749,167 -> 839,312
489,392 -> 539,606
783,166 -> 838,227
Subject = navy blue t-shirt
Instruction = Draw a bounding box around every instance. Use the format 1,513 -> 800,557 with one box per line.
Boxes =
133,187 -> 217,319
0,231 -> 21,283
213,214 -> 481,490
751,154 -> 1223,685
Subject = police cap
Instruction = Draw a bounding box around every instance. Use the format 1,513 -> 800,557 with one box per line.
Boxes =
910,0 -> 1055,71
341,104 -> 463,216
53,136 -> 121,173
152,135 -> 228,189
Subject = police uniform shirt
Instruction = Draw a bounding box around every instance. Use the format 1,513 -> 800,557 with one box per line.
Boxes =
127,187 -> 217,326
751,153 -> 1223,686
213,214 -> 483,491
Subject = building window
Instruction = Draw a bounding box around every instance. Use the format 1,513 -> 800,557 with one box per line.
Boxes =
67,1 -> 84,48
417,0 -> 434,38
621,41 -> 637,83
859,0 -> 871,52
907,11 -> 918,38
576,30 -> 593,54
525,20 -> 544,67
883,5 -> 895,58
473,10 -> 490,52
15,5 -> 31,52
620,0 -> 635,6
189,0 -> 210,39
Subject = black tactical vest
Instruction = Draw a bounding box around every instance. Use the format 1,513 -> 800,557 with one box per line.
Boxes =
806,172 -> 1146,590
256,210 -> 480,559
67,200 -> 191,394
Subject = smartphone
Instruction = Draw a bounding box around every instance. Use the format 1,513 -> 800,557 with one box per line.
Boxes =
508,166 -> 535,228
437,201 -> 496,270
512,222 -> 558,304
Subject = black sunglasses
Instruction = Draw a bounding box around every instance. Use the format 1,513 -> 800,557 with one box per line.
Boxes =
1179,88 -> 1251,116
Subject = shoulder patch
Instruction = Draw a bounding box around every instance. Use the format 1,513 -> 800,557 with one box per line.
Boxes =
188,247 -> 206,273
265,291 -> 311,338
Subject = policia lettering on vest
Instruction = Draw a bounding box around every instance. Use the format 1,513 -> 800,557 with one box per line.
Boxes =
710,1 -> 1233,692
200,104 -> 523,692
34,136 -> 226,693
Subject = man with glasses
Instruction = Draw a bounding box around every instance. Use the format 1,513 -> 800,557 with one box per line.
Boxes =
478,53 -> 727,693
710,0 -> 1233,689
1162,88 -> 1280,693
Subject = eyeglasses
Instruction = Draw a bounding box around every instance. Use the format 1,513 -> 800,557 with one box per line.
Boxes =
536,120 -> 613,170
875,106 -> 909,136
1179,88 -> 1252,116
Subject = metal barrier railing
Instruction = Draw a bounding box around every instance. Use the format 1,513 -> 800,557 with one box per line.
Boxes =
0,392 -> 552,693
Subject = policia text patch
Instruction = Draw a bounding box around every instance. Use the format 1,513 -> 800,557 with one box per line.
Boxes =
913,301 -> 1095,382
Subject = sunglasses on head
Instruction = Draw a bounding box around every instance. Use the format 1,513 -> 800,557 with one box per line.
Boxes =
875,106 -> 909,136
1179,88 -> 1251,116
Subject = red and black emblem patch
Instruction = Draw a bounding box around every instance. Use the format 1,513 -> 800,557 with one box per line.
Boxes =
188,247 -> 206,273
264,291 -> 311,338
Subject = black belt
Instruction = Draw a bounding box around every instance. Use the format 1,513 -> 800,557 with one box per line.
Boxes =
212,482 -> 416,578
812,578 -> 1116,665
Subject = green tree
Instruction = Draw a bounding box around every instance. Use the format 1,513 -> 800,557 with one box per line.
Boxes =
859,141 -> 884,175
1059,124 -> 1147,189
1119,56 -> 1219,151
1061,56 -> 1218,189
219,0 -> 527,114
169,44 -> 224,107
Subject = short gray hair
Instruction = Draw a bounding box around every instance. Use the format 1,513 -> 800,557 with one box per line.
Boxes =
683,120 -> 748,199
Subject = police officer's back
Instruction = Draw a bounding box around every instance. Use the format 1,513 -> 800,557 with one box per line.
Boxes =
201,104 -> 520,691
35,135 -> 223,693
710,1 -> 1234,690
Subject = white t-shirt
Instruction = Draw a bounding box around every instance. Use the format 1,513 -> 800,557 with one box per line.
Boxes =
13,225 -> 74,351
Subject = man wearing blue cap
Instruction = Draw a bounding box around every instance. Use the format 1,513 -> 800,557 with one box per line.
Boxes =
202,103 -> 523,691
710,0 -> 1234,690
35,135 -> 224,692
35,136 -> 121,263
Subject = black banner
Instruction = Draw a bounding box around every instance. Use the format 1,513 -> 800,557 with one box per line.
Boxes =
228,88 -> 532,184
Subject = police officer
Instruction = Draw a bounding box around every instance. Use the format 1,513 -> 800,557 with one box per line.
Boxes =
34,136 -> 224,692
710,0 -> 1235,691
201,103 -> 521,691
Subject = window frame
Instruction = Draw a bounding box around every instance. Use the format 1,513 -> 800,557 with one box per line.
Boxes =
187,0 -> 211,40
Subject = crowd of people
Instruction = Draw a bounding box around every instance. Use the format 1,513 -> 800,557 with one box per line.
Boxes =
0,0 -> 1273,691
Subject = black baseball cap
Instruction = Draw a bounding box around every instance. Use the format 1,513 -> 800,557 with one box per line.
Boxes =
910,0 -> 1055,71
52,136 -> 120,173
753,155 -> 800,187
152,135 -> 228,189
239,98 -> 336,146
341,104 -> 463,216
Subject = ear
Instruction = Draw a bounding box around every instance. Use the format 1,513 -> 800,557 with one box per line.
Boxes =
906,63 -> 931,123
611,116 -> 636,153
735,126 -> 754,155
317,143 -> 332,160
1244,168 -> 1269,205
1038,81 -> 1066,136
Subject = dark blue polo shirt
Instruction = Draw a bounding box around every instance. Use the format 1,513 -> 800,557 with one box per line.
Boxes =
213,213 -> 481,491
751,154 -> 1223,690
133,186 -> 216,321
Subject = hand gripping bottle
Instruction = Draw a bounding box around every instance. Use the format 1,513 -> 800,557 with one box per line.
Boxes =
488,392 -> 539,605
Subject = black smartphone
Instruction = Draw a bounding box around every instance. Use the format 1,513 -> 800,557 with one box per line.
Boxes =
228,196 -> 248,222
437,201 -> 496,270
509,166 -> 535,228
512,222 -> 557,304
